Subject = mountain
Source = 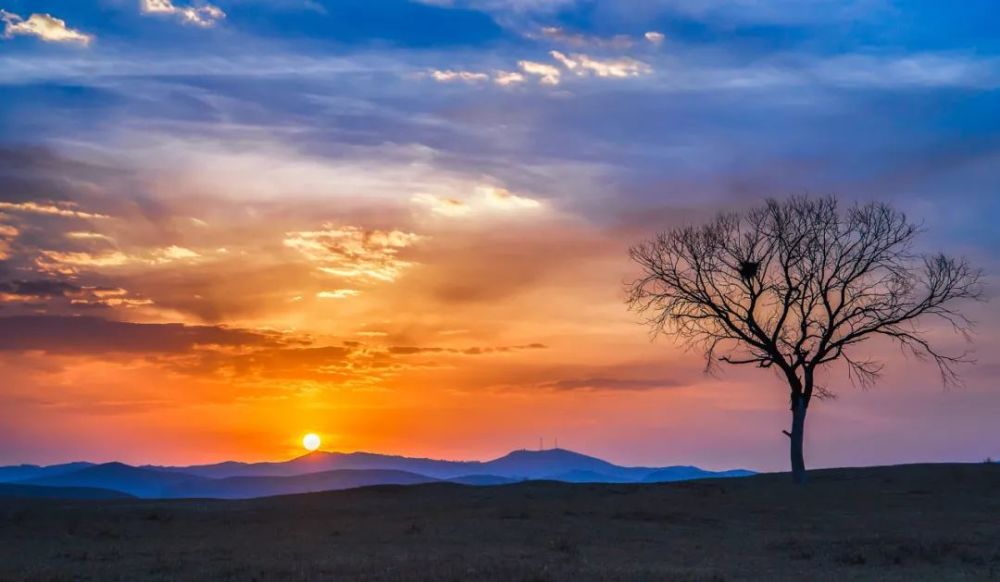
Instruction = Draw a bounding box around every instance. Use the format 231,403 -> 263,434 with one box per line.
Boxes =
0,483 -> 134,500
0,462 -> 95,483
143,448 -> 757,485
21,463 -> 209,498
480,449 -> 654,481
19,464 -> 454,499
150,448 -> 749,483
149,451 -> 484,480
4,448 -> 755,499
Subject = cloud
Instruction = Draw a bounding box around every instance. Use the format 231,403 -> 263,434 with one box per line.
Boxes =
480,186 -> 541,210
0,222 -> 17,260
316,289 -> 361,299
518,60 -> 562,85
75,288 -> 154,309
494,70 -> 526,86
513,52 -> 656,87
36,246 -> 202,272
550,51 -> 652,78
284,225 -> 422,282
0,201 -> 109,220
388,343 -> 547,355
541,376 -> 683,391
153,245 -> 201,262
0,280 -> 153,310
141,0 -> 226,27
37,251 -> 131,269
0,315 -> 283,354
426,44 -> 654,91
0,279 -> 79,300
430,69 -> 490,83
428,69 -> 528,87
412,193 -> 472,217
645,31 -> 665,44
65,231 -> 116,242
412,186 -> 542,218
0,10 -> 92,45
534,26 -> 634,49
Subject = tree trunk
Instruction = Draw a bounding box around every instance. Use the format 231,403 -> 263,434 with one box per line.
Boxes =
789,396 -> 808,484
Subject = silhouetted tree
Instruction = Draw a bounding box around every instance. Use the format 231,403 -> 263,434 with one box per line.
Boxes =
627,197 -> 982,483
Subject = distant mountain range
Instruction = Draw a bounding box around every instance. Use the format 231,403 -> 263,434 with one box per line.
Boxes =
0,448 -> 753,499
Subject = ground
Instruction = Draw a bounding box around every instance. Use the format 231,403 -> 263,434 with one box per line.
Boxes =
2,463 -> 998,581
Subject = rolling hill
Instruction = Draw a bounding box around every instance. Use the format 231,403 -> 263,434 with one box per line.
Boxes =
21,463 -> 210,498
0,462 -> 95,483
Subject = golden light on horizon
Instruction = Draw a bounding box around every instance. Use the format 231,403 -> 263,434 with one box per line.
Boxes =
302,433 -> 321,452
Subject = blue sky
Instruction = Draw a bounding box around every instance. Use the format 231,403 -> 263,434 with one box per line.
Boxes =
0,1 -> 997,467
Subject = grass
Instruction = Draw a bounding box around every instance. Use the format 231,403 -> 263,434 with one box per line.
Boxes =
1,463 -> 998,581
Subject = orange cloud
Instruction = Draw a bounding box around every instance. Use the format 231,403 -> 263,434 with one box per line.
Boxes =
0,222 -> 18,260
316,289 -> 361,299
412,186 -> 542,218
0,201 -> 109,219
284,225 -> 422,282
37,246 -> 202,270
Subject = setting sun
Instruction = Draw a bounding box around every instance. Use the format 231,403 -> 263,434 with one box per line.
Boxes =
302,433 -> 321,452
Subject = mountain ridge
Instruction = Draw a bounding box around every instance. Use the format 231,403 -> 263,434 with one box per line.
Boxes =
146,448 -> 749,481
2,448 -> 754,498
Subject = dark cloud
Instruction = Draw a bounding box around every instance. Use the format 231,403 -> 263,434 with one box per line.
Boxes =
0,279 -> 80,298
0,315 -> 285,354
0,314 -> 550,391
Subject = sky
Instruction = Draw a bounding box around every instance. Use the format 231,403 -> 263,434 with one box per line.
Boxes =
0,0 -> 997,470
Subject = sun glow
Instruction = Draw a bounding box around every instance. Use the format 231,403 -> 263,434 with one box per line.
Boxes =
302,433 -> 321,452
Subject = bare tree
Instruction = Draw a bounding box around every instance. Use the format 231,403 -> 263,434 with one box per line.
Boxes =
627,197 -> 982,484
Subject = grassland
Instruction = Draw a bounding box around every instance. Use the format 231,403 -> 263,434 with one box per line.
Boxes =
1,463 -> 998,581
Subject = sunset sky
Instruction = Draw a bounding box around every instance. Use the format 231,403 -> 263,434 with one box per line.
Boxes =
1,0 -> 997,471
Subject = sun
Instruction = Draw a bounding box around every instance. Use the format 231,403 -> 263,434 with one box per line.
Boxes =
302,433 -> 321,452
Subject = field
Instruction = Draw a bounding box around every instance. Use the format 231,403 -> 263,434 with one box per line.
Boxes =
2,463 -> 998,581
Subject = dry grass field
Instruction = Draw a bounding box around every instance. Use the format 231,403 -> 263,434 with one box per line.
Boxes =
1,463 -> 998,581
